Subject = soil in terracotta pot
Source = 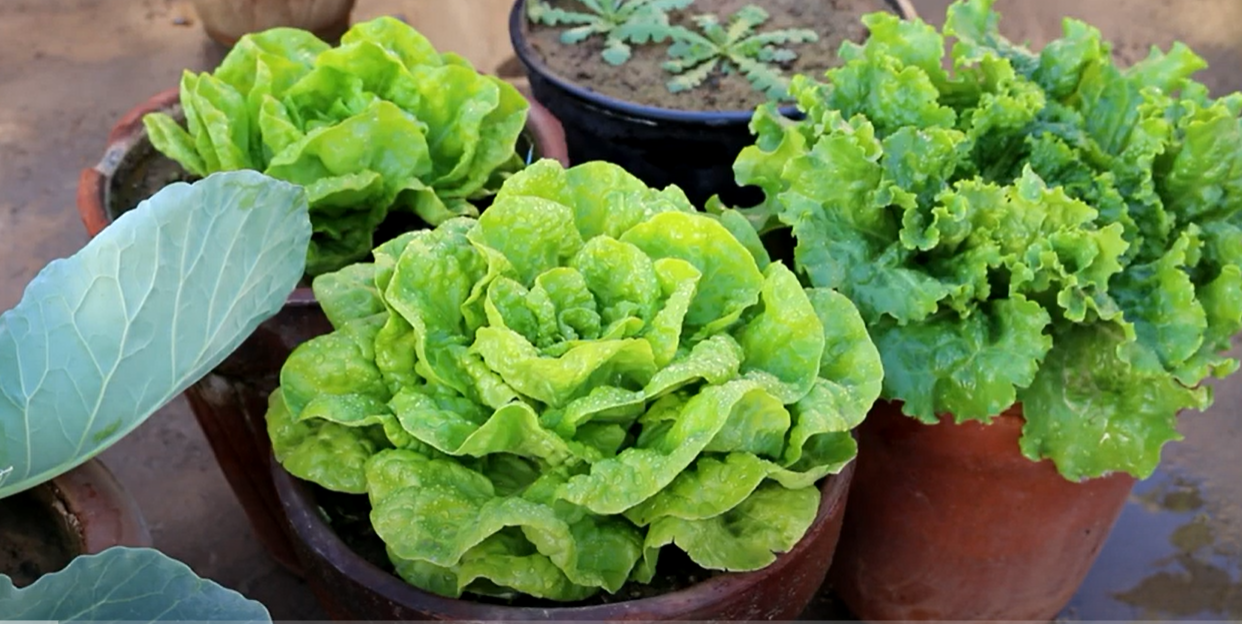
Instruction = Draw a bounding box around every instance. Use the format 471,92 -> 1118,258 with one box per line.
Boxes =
110,143 -> 198,221
316,487 -> 711,607
524,0 -> 892,112
0,490 -> 76,588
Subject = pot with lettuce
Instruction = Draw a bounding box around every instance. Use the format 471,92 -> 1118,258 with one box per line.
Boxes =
265,159 -> 884,618
728,0 -> 1242,618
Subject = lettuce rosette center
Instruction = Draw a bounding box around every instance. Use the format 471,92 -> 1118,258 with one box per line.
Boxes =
266,159 -> 882,602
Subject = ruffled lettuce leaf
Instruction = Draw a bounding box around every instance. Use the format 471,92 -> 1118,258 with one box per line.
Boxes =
641,482 -> 820,572
143,17 -> 529,276
1019,325 -> 1210,481
266,389 -> 390,494
267,160 -> 883,600
368,451 -> 643,600
740,0 -> 1242,479
312,263 -> 384,327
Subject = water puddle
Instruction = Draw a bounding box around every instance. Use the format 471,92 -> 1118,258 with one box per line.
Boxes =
1062,350 -> 1242,620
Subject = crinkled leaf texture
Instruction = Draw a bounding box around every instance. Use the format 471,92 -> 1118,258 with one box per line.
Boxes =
0,547 -> 270,622
0,171 -> 310,498
143,17 -> 529,276
268,159 -> 882,601
736,0 -> 1242,480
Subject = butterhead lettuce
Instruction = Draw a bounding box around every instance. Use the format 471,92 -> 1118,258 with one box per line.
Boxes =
267,160 -> 882,601
144,17 -> 529,276
734,0 -> 1242,481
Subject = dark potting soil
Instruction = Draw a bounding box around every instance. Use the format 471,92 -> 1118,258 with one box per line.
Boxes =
0,490 -> 76,588
110,141 -> 197,222
316,486 -> 712,608
524,0 -> 892,113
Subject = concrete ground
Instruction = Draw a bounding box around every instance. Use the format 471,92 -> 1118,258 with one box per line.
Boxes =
0,0 -> 1238,620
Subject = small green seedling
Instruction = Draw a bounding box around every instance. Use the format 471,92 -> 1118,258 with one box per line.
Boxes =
663,5 -> 817,100
527,0 -> 694,65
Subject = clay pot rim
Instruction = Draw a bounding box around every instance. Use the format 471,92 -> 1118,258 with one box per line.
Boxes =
76,85 -> 571,310
272,457 -> 854,619
877,400 -> 1158,481
47,458 -> 153,554
893,399 -> 1026,426
508,0 -> 918,124
13,458 -> 153,567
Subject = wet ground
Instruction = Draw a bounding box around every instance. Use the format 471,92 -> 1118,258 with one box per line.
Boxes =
0,0 -> 1238,620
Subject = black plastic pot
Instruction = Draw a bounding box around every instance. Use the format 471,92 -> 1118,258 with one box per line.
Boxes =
510,0 -> 917,208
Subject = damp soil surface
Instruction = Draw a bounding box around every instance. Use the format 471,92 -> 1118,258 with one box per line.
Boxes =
110,142 -> 197,222
318,487 -> 712,607
0,490 -> 76,588
524,0 -> 893,112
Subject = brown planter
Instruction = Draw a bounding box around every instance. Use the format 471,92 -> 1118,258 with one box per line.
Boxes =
272,460 -> 854,620
1,459 -> 152,587
77,88 -> 570,578
192,0 -> 357,46
827,402 -> 1136,621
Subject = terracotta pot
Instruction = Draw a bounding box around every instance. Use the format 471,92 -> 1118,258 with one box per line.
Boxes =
192,0 -> 357,46
272,460 -> 853,620
827,402 -> 1137,621
77,88 -> 570,578
1,459 -> 152,587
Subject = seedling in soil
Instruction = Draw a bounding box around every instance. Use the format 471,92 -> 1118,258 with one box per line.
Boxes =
663,4 -> 817,100
527,0 -> 694,65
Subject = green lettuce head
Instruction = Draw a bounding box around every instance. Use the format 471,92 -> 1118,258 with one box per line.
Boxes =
267,159 -> 882,601
733,0 -> 1242,481
143,17 -> 529,276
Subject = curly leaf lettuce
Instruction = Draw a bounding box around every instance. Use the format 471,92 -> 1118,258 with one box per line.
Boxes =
144,17 -> 529,276
736,0 -> 1242,480
267,160 -> 883,601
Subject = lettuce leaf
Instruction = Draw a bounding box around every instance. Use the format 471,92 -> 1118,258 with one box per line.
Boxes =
740,0 -> 1242,479
268,160 -> 883,600
143,17 -> 529,276
642,482 -> 820,571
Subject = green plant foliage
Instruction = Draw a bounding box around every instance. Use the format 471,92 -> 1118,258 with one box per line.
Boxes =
0,172 -> 310,499
527,0 -> 694,65
267,159 -> 883,601
663,5 -> 817,100
0,548 -> 270,622
0,171 -> 308,619
143,17 -> 529,276
733,0 -> 1242,481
